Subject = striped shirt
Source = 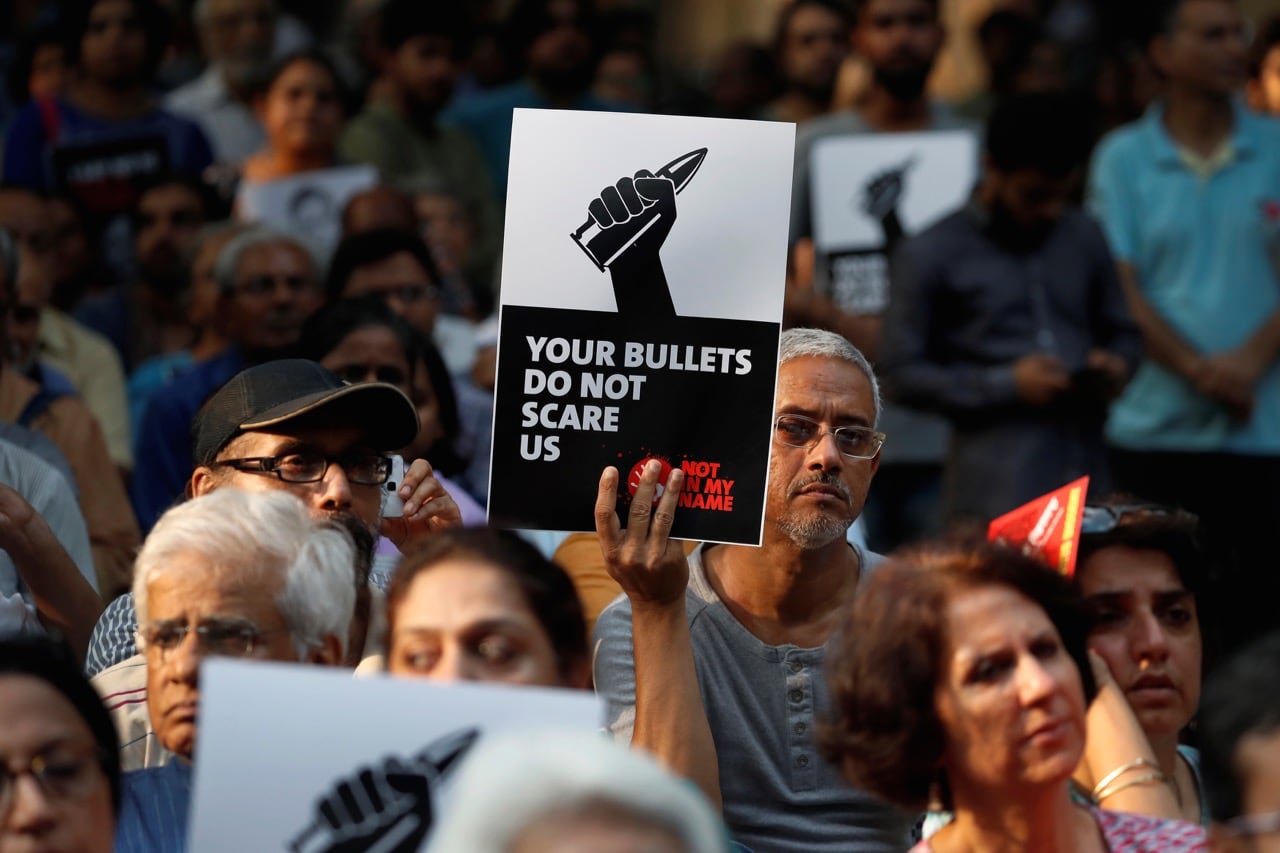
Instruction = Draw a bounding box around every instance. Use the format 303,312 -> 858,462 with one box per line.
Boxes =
115,759 -> 192,852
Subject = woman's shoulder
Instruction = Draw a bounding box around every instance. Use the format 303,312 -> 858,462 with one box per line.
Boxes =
1095,807 -> 1207,851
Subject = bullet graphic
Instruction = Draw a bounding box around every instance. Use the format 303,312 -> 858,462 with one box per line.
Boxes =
571,148 -> 707,271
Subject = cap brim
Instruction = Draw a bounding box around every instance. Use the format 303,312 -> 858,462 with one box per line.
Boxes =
241,382 -> 420,451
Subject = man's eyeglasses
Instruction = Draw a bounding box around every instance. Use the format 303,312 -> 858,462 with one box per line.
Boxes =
0,749 -> 106,817
136,618 -> 288,659
773,414 -> 885,460
214,451 -> 392,486
1080,504 -> 1193,535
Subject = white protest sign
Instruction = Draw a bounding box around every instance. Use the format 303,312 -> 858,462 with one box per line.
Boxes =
810,129 -> 977,251
488,109 -> 794,545
236,163 -> 378,259
809,130 -> 978,315
188,659 -> 602,852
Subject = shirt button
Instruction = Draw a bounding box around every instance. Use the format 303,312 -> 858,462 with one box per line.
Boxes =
797,755 -> 810,768
794,722 -> 807,735
789,689 -> 803,703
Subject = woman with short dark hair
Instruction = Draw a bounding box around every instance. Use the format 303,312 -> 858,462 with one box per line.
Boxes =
823,538 -> 1206,851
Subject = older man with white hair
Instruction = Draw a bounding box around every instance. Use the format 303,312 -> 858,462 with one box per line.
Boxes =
114,488 -> 355,853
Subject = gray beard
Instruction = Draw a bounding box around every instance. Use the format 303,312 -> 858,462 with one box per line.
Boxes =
776,511 -> 852,550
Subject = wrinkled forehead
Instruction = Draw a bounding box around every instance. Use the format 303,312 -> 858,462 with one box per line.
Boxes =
774,356 -> 876,424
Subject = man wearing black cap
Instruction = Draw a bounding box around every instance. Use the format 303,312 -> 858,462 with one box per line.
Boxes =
86,359 -> 461,679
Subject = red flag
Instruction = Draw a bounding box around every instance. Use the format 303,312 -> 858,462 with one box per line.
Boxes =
987,477 -> 1089,576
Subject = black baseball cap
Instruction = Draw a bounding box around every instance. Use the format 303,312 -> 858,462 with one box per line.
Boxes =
192,359 -> 420,466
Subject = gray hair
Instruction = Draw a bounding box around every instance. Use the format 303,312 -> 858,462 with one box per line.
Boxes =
779,327 -> 882,427
213,225 -> 315,295
133,489 -> 356,658
427,729 -> 729,853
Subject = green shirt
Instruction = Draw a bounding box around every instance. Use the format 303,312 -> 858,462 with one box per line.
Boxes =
338,103 -> 502,291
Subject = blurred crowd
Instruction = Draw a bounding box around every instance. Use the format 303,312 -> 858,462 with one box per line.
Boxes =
3,0 -> 1280,851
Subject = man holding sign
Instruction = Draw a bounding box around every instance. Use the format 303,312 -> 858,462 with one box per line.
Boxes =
593,329 -> 911,853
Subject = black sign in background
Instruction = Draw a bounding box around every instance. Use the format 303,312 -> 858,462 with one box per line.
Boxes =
488,306 -> 779,545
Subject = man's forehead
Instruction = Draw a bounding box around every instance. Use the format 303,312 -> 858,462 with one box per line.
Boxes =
221,425 -> 375,456
238,241 -> 313,273
776,356 -> 873,402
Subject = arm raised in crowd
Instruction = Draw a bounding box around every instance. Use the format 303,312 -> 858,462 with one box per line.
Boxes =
0,483 -> 103,663
593,461 -> 721,811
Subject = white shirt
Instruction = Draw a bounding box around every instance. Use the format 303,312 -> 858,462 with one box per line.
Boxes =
164,66 -> 265,165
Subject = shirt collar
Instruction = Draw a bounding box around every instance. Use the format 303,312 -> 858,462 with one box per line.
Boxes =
1142,98 -> 1258,168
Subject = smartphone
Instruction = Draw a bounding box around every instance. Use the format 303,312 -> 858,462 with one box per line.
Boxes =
383,454 -> 406,518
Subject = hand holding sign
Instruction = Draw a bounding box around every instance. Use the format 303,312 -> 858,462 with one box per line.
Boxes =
595,460 -> 688,606
572,149 -> 707,322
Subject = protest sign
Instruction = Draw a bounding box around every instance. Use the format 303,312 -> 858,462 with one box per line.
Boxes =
236,164 -> 378,258
488,109 -> 794,545
809,129 -> 976,314
988,476 -> 1090,576
188,660 -> 602,852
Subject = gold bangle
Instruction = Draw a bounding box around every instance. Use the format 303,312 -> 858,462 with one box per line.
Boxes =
1093,771 -> 1171,805
1091,757 -> 1159,800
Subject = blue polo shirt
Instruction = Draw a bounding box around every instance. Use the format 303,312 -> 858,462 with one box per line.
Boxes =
1088,101 -> 1280,454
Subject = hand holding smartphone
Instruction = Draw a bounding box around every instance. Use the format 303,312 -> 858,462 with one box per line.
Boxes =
383,454 -> 406,518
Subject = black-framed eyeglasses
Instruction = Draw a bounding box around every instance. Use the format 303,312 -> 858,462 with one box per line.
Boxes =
214,451 -> 392,486
773,413 -> 885,460
1225,810 -> 1280,838
1080,504 -> 1193,535
136,618 -> 289,659
0,748 -> 107,817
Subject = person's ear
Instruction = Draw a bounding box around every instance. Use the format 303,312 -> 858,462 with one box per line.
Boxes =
189,466 -> 219,497
308,633 -> 345,667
